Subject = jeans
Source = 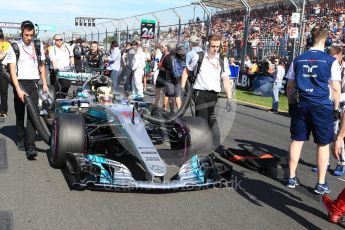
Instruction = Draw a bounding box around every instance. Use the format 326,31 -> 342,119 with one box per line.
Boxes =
110,69 -> 120,90
272,82 -> 282,111
124,68 -> 133,92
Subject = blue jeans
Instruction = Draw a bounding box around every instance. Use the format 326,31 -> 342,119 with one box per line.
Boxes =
110,69 -> 120,90
124,68 -> 133,92
272,82 -> 282,111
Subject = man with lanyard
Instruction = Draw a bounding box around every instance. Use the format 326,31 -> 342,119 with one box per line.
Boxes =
0,28 -> 10,118
5,20 -> 48,160
286,26 -> 341,194
181,34 -> 232,151
49,34 -> 74,97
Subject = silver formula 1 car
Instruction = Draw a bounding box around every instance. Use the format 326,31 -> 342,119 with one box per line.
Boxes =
47,73 -> 232,191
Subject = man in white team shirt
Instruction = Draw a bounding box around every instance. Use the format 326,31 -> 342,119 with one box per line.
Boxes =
131,42 -> 147,100
181,34 -> 232,151
4,20 -> 48,160
49,34 -> 74,97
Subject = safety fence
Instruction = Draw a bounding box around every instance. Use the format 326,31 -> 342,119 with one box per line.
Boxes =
62,4 -> 212,51
61,0 -> 345,63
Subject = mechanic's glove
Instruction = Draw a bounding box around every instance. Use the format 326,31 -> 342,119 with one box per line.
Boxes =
334,109 -> 341,121
226,98 -> 233,112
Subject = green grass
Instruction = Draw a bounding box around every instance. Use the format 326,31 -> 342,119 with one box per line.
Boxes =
233,89 -> 289,111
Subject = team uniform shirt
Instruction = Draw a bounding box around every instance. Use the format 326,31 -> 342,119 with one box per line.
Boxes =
0,41 -> 16,65
187,52 -> 231,92
0,41 -> 12,64
132,48 -> 146,71
339,62 -> 345,103
286,47 -> 341,108
3,39 -> 45,80
106,47 -> 121,71
49,44 -> 72,71
85,51 -> 104,69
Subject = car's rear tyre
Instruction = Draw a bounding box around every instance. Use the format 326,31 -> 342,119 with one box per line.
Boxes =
50,113 -> 86,169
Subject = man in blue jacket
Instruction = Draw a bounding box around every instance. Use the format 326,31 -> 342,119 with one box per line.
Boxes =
286,25 -> 341,194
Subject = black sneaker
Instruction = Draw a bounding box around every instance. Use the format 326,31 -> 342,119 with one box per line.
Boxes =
0,112 -> 6,118
17,140 -> 25,151
267,109 -> 278,114
26,149 -> 37,160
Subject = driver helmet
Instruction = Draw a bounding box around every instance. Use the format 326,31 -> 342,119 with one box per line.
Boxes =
96,86 -> 113,104
90,75 -> 112,90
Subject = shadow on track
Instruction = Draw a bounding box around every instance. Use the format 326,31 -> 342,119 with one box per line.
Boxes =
0,125 -> 16,144
233,169 -> 326,230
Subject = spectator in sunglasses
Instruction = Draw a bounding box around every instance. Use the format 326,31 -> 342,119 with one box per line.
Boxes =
49,34 -> 74,97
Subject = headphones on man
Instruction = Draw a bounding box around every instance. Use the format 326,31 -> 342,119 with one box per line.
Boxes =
19,20 -> 35,37
207,34 -> 223,54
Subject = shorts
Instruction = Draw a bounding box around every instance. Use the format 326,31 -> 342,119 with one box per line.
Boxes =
156,71 -> 166,88
290,103 -> 334,145
164,82 -> 181,97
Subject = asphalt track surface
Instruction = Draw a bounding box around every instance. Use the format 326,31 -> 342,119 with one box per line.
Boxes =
0,85 -> 344,230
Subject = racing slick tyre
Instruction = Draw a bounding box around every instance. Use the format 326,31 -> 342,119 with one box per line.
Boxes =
50,113 -> 86,169
178,116 -> 213,155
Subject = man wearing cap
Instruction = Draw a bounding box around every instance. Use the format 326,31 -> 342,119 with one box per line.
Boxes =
181,35 -> 203,114
184,35 -> 203,78
0,28 -> 9,118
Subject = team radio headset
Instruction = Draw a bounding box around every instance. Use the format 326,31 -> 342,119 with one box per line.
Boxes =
17,20 -> 42,65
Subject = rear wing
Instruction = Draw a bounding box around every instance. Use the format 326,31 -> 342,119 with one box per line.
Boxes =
57,72 -> 93,82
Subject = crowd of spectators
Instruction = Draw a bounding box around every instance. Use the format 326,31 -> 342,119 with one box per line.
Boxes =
158,0 -> 345,63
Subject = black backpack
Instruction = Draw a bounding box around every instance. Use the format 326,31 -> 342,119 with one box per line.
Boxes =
10,40 -> 42,72
73,44 -> 83,59
191,51 -> 225,83
11,40 -> 42,65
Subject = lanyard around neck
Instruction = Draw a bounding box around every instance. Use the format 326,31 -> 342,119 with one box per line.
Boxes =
22,43 -> 36,62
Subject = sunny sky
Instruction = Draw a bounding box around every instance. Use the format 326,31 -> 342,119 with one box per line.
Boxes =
0,0 -> 211,38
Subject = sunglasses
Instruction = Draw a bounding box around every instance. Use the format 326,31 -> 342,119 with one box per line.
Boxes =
55,39 -> 63,41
